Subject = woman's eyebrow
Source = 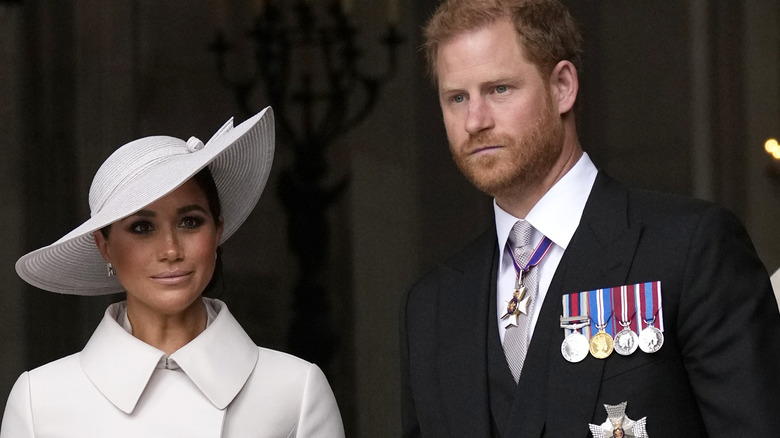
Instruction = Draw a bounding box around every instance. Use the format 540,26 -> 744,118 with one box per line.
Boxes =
126,209 -> 155,219
177,204 -> 209,215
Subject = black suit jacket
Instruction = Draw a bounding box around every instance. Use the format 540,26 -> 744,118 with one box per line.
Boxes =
400,172 -> 780,437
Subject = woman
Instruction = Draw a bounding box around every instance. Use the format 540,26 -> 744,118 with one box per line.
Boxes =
0,108 -> 345,437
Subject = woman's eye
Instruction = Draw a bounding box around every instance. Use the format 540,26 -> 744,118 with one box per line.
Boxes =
452,94 -> 465,104
130,221 -> 153,234
180,216 -> 205,229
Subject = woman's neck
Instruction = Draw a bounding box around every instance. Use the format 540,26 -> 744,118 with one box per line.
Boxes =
125,298 -> 208,356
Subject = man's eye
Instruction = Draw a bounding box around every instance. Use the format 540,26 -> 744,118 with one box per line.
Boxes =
495,85 -> 508,93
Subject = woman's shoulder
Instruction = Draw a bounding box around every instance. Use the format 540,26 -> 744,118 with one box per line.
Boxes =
244,347 -> 332,393
6,353 -> 91,415
229,347 -> 342,433
26,352 -> 83,380
254,347 -> 319,375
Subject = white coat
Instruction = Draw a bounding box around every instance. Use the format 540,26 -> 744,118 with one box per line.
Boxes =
0,299 -> 344,437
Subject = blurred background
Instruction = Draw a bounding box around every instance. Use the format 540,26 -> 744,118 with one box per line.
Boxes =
0,0 -> 778,436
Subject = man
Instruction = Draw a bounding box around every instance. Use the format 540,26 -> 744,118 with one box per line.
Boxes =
399,0 -> 780,436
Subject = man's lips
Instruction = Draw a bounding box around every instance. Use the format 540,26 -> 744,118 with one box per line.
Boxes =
469,145 -> 503,155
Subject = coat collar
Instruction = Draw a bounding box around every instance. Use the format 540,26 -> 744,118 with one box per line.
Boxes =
80,298 -> 258,414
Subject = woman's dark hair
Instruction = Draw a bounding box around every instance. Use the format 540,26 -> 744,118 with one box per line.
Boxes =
99,166 -> 225,296
191,166 -> 222,224
192,167 -> 224,297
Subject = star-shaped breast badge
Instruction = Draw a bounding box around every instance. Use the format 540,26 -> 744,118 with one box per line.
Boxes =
588,402 -> 649,438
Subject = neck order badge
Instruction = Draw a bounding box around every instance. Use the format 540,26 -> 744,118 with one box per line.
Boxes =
501,235 -> 554,325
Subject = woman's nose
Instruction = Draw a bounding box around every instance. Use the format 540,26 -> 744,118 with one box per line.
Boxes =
159,230 -> 183,262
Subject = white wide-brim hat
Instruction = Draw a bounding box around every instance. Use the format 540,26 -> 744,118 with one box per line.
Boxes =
16,107 -> 275,295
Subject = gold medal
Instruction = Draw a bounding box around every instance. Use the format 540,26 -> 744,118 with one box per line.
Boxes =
588,288 -> 614,359
589,326 -> 614,359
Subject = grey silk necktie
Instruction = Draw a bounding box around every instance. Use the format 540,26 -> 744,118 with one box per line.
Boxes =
503,220 -> 539,383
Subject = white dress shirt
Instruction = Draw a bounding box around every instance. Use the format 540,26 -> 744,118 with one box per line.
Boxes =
0,298 -> 345,438
495,152 -> 598,343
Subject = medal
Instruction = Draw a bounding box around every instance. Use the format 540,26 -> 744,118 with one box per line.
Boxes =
614,323 -> 639,356
560,316 -> 590,363
589,288 -> 614,359
638,318 -> 664,353
501,272 -> 531,321
560,291 -> 591,363
504,234 -> 553,324
588,401 -> 649,438
590,325 -> 614,359
563,281 -> 663,362
612,285 -> 638,356
560,319 -> 590,363
637,281 -> 664,354
562,331 -> 590,363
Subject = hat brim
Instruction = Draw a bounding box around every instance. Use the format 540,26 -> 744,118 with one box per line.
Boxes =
16,107 -> 275,295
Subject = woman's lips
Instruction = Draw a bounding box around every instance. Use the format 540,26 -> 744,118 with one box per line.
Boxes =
151,270 -> 193,285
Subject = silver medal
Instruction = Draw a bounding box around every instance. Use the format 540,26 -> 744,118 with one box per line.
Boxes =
614,320 -> 639,356
638,325 -> 664,353
561,331 -> 589,363
613,286 -> 638,357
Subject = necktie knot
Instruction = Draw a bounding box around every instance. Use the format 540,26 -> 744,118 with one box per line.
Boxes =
510,220 -> 533,249
509,220 -> 534,266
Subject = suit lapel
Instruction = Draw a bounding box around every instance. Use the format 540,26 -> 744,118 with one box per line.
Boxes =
436,230 -> 497,436
543,172 -> 643,437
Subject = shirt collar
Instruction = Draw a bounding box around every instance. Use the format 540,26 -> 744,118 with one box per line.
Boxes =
80,298 -> 258,414
495,152 -> 597,254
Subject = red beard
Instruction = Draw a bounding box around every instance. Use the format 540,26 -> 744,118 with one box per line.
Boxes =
450,100 -> 565,197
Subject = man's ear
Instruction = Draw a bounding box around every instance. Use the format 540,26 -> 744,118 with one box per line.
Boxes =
93,230 -> 111,262
550,60 -> 579,115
